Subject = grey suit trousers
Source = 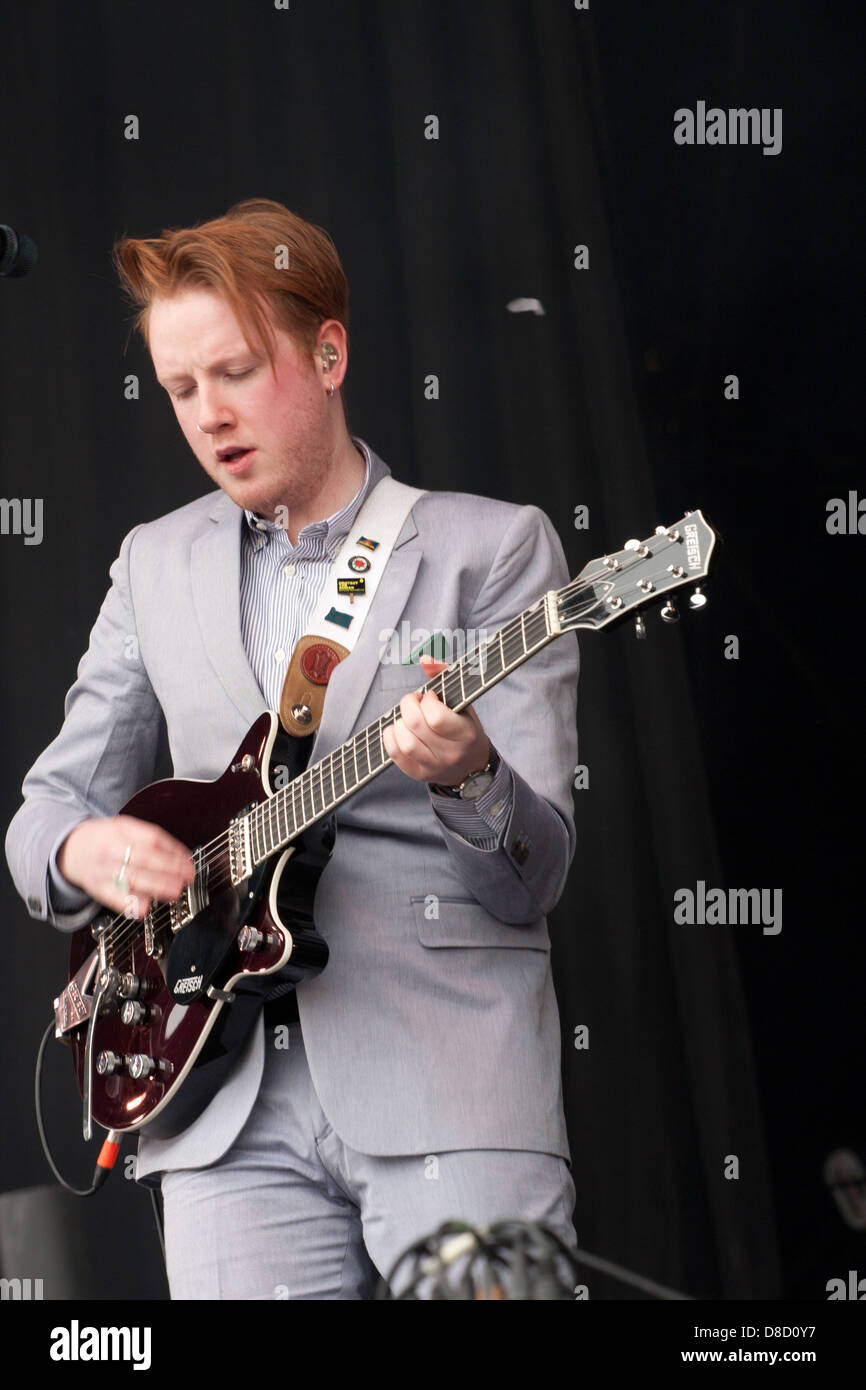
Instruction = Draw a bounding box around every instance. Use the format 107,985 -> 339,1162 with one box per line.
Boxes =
158,1021 -> 578,1300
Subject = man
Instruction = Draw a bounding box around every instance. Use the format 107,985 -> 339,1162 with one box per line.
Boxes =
6,198 -> 580,1299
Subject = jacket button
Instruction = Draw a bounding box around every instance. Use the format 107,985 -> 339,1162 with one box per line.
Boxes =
28,895 -> 42,912
510,838 -> 530,865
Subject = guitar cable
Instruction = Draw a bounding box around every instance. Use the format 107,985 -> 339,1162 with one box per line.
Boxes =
35,1018 -> 168,1275
34,1018 -> 121,1197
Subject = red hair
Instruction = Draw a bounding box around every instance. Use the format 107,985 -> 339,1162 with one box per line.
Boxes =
112,198 -> 349,373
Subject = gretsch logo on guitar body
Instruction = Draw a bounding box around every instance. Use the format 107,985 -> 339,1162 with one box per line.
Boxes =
173,976 -> 204,996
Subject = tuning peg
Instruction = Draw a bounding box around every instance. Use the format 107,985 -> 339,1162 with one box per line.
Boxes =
634,612 -> 647,639
688,585 -> 708,611
660,598 -> 679,623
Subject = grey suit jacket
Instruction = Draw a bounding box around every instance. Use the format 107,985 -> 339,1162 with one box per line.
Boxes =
6,450 -> 579,1180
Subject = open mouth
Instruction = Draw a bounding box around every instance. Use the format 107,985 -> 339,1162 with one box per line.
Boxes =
217,447 -> 254,470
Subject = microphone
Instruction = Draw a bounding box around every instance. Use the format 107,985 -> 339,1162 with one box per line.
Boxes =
0,224 -> 38,277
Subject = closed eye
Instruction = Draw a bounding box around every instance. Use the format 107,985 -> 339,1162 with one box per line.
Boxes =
171,367 -> 254,401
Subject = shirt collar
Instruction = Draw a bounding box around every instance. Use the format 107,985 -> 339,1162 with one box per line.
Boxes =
242,437 -> 380,555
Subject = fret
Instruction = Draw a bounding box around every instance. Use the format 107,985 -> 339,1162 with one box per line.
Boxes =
351,735 -> 359,790
527,608 -> 545,649
340,743 -> 348,799
464,654 -> 483,699
519,610 -> 527,655
358,727 -> 370,783
301,770 -> 313,827
252,808 -> 264,863
368,723 -> 378,775
291,776 -> 301,836
458,660 -> 466,705
499,627 -> 507,675
277,788 -> 288,844
319,762 -> 327,814
328,754 -> 337,807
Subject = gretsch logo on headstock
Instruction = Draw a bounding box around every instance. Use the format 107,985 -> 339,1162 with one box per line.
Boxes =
684,523 -> 702,569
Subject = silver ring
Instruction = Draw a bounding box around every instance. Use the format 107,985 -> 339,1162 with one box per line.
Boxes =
113,843 -> 133,890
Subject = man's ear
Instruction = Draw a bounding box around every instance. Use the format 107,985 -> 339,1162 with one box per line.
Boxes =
315,320 -> 349,389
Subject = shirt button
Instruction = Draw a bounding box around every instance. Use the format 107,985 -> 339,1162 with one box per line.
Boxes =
283,563 -> 296,577
274,648 -> 286,663
491,803 -> 502,816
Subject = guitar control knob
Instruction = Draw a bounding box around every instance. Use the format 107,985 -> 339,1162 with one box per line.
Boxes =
634,613 -> 647,640
96,1050 -> 123,1075
118,973 -> 141,999
660,599 -> 680,623
238,925 -> 265,953
120,1000 -> 148,1027
127,1053 -> 156,1080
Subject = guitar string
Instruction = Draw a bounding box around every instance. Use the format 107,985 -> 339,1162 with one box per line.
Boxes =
96,554 -> 674,964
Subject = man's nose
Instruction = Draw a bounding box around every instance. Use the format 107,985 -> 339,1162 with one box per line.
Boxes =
196,385 -> 233,434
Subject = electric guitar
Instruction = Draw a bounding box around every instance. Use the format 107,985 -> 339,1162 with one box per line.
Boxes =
52,510 -> 717,1140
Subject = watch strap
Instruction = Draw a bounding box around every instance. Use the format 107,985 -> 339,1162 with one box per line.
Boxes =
429,745 -> 500,799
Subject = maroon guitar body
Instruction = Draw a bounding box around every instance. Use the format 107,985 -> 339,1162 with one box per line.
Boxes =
54,713 -> 332,1139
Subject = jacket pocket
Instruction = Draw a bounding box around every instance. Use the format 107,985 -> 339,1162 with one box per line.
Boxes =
410,896 -> 551,950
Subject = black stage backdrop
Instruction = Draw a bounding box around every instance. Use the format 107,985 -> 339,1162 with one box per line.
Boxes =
0,0 -> 862,1302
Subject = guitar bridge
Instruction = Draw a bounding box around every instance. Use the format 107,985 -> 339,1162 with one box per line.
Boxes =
228,812 -> 252,884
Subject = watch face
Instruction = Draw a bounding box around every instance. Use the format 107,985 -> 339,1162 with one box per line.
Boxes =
460,770 -> 494,799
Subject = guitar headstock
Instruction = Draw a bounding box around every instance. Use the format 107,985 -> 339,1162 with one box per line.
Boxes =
557,509 -> 717,633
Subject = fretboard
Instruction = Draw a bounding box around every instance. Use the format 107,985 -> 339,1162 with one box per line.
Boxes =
244,592 -> 558,865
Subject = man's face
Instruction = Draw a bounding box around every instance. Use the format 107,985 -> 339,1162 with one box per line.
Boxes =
148,286 -> 335,518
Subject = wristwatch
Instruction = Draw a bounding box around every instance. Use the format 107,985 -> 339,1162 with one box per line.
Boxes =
429,745 -> 501,799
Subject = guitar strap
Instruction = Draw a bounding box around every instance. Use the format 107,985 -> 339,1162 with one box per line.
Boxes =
278,476 -> 427,737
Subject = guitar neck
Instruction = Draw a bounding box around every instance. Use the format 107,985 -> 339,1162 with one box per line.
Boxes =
244,592 -> 561,866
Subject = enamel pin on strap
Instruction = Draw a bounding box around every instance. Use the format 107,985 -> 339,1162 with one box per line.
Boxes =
278,477 -> 427,737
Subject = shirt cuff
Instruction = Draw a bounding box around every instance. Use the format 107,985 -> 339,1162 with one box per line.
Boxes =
428,758 -> 514,849
47,830 -> 92,913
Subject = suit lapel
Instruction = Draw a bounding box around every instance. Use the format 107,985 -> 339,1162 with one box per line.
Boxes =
190,492 -> 268,727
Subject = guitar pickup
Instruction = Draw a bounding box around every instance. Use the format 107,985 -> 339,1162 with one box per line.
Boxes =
170,849 -> 209,931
